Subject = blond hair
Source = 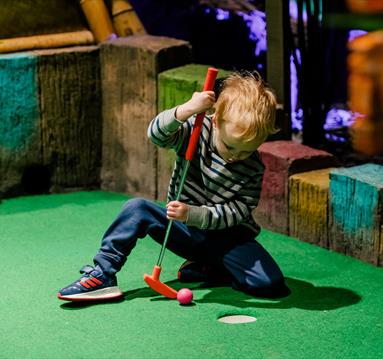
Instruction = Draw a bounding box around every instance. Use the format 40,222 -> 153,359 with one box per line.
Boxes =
214,71 -> 278,142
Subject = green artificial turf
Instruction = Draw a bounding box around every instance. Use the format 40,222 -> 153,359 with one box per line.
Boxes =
0,191 -> 382,359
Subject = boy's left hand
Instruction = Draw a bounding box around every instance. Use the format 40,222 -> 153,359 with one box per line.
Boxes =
166,201 -> 189,222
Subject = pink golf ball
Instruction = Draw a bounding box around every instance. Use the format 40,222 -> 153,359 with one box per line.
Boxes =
177,288 -> 193,305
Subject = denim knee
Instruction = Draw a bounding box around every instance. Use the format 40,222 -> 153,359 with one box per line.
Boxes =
122,198 -> 150,210
237,271 -> 289,298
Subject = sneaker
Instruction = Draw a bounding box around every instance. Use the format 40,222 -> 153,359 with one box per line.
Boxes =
57,265 -> 123,302
178,261 -> 231,284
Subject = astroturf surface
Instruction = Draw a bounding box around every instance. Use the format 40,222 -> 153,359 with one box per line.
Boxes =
0,192 -> 382,359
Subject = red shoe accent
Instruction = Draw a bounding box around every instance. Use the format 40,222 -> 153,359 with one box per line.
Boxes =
80,280 -> 91,289
90,277 -> 103,285
86,279 -> 97,287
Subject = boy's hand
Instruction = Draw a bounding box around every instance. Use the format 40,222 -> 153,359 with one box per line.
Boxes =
175,91 -> 216,122
166,201 -> 189,222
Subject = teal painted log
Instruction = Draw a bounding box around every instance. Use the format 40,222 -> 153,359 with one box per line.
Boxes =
329,164 -> 383,266
157,64 -> 230,201
0,52 -> 40,196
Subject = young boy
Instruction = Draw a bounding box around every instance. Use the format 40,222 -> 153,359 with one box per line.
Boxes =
58,71 -> 289,301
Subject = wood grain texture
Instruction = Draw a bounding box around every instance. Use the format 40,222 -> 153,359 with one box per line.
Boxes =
100,35 -> 191,198
37,46 -> 102,190
329,164 -> 383,266
289,168 -> 333,248
253,140 -> 336,234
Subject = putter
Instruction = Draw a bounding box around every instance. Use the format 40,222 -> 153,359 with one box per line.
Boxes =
144,67 -> 219,298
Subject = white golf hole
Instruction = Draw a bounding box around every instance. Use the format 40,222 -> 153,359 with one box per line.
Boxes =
218,315 -> 257,324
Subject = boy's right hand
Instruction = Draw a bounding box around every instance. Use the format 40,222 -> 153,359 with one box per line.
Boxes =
175,91 -> 216,122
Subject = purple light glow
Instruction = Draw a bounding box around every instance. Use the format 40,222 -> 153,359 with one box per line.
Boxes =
215,8 -> 230,20
324,108 -> 355,142
290,50 -> 303,132
289,0 -> 307,22
348,29 -> 368,42
239,10 -> 267,57
211,8 -> 267,71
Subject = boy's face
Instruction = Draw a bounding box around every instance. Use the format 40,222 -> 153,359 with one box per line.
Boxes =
213,118 -> 264,163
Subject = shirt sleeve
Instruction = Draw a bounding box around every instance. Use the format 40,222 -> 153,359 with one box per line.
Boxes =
185,171 -> 263,230
147,107 -> 192,153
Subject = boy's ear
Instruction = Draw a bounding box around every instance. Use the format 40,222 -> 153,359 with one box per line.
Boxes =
212,115 -> 216,128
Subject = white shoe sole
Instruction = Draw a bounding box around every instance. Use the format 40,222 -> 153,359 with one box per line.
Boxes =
57,286 -> 124,302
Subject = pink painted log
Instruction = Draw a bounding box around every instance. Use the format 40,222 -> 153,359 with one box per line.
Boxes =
253,140 -> 336,234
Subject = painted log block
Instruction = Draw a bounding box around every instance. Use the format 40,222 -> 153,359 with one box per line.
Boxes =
100,35 -> 191,198
289,168 -> 334,248
329,164 -> 383,266
156,64 -> 230,201
253,140 -> 336,234
380,224 -> 383,267
0,53 -> 40,196
36,46 -> 102,191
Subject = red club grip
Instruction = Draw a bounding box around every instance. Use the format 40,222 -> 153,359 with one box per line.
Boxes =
185,67 -> 218,161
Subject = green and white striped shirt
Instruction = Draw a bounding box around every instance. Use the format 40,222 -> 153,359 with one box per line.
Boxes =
148,107 -> 264,233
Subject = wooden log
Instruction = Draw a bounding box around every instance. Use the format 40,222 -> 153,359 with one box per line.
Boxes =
0,53 -> 41,197
111,0 -> 146,36
380,224 -> 383,267
289,168 -> 334,248
80,0 -> 116,42
36,46 -> 102,191
100,35 -> 191,199
157,64 -> 230,201
253,140 -> 336,234
329,164 -> 383,266
0,31 -> 95,54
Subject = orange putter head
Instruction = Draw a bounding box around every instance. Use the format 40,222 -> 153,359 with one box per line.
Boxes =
143,265 -> 178,299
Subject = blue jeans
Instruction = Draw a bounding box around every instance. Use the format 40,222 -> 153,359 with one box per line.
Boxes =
94,198 -> 288,297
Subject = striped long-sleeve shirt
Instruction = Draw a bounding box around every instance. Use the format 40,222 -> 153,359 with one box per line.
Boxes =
148,107 -> 264,234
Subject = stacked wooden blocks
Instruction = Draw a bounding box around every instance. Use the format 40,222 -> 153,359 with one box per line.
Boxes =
1,33 -> 381,269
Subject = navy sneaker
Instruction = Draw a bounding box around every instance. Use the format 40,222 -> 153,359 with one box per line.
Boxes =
57,265 -> 123,302
178,261 -> 231,284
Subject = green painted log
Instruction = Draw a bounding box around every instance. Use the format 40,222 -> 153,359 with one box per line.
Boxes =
100,35 -> 191,199
329,164 -> 383,266
156,64 -> 230,201
289,168 -> 334,248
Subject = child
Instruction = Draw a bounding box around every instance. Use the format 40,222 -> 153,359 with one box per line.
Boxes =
58,71 -> 290,301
